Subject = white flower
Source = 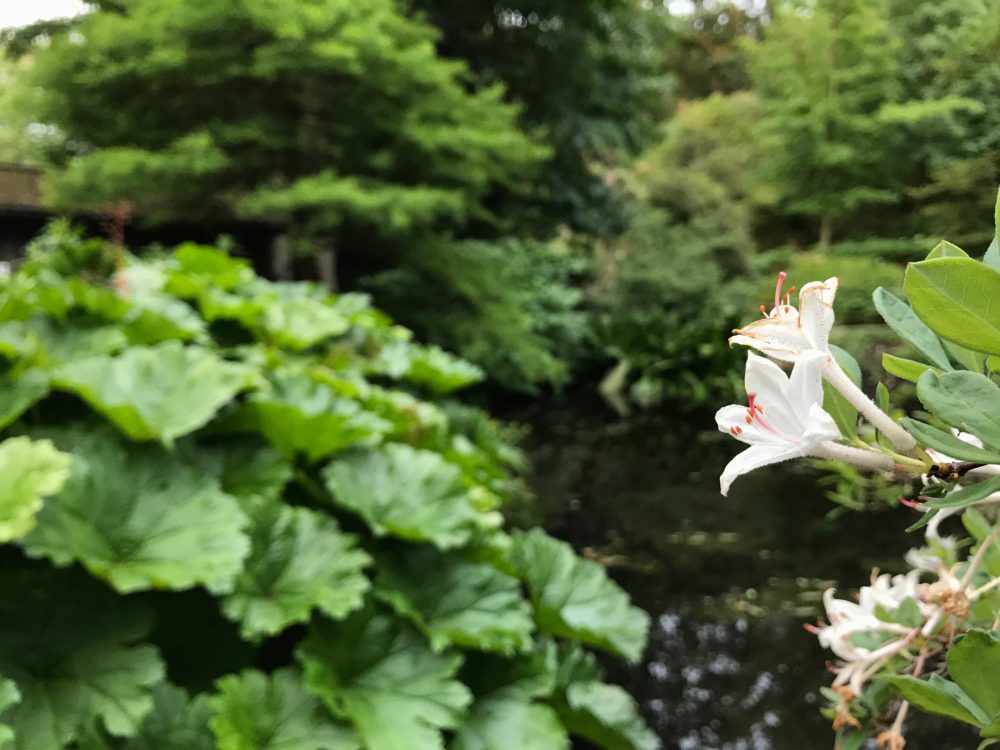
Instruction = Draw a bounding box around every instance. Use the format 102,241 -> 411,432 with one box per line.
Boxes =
729,272 -> 916,452
729,273 -> 838,363
715,351 -> 841,495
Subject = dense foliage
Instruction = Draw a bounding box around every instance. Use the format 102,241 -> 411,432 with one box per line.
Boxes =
0,224 -> 654,750
715,194 -> 1000,747
23,0 -> 546,254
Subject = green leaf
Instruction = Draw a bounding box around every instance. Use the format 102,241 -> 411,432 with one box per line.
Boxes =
451,650 -> 567,750
948,631 -> 1000,719
872,287 -> 953,370
405,345 -> 484,395
260,296 -> 350,351
121,684 -> 214,750
549,648 -> 657,750
986,238 -> 1000,274
904,258 -> 1000,355
0,678 -> 19,749
27,319 -> 127,365
52,341 -> 257,445
0,372 -> 49,430
0,437 -> 72,543
509,529 -> 649,663
222,502 -> 370,640
188,441 -> 292,504
297,608 -> 471,750
235,376 -> 390,462
376,546 -> 534,655
882,353 -> 936,383
0,568 -> 165,750
323,444 -> 481,549
24,429 -> 249,594
917,370 -> 1000,450
451,699 -> 567,750
883,674 -> 989,727
556,682 -> 659,750
210,669 -> 358,750
926,475 -> 1000,510
901,419 -> 1000,463
927,240 -> 970,259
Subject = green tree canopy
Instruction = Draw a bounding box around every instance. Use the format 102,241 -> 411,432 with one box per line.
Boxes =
25,0 -> 547,256
747,0 -> 905,245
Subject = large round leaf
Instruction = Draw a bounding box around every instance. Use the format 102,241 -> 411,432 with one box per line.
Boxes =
296,607 -> 471,750
510,530 -> 649,663
24,429 -> 250,594
209,669 -> 358,750
0,437 -> 72,543
323,444 -> 480,549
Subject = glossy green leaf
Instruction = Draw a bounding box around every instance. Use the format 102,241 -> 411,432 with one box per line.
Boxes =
927,240 -> 970,259
297,608 -> 471,750
210,669 -> 358,750
986,239 -> 1000,274
905,258 -> 1000,355
52,341 -> 257,445
917,370 -> 1000,450
0,437 -> 72,543
927,475 -> 1000,510
948,630 -> 1000,719
24,430 -> 249,594
901,419 -> 1000,463
222,502 -> 370,640
323,444 -> 481,549
406,345 -> 485,394
872,287 -> 953,370
236,376 -> 389,462
376,546 -> 534,655
882,674 -> 988,727
509,529 -> 649,663
121,684 -> 214,750
882,353 -> 935,383
0,569 -> 165,750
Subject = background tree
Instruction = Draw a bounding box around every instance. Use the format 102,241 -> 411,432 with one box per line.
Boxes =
409,0 -> 669,237
746,0 -> 905,246
25,0 -> 546,287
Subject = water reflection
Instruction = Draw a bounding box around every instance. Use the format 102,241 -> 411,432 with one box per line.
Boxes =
516,396 -> 977,749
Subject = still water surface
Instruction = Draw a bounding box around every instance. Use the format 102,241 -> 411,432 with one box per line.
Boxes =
518,397 -> 977,750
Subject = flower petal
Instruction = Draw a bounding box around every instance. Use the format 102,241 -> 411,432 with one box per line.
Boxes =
786,351 -> 827,422
729,313 -> 811,363
798,277 -> 838,351
743,353 -> 803,436
715,404 -> 788,447
719,443 -> 804,495
801,403 -> 841,448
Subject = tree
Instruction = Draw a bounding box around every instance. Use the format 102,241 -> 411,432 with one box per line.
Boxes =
409,0 -> 669,236
747,0 -> 905,246
24,0 -> 546,286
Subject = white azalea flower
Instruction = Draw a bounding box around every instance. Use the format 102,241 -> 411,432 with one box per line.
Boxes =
729,272 -> 916,452
729,273 -> 838,363
715,351 -> 843,495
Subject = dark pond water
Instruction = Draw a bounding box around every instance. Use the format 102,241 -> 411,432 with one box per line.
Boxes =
515,396 -> 978,750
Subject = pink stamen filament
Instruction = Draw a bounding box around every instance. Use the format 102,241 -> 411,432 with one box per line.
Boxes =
773,271 -> 787,310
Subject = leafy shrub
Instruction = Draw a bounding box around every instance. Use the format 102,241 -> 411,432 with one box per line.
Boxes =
0,225 -> 654,750
364,238 -> 591,394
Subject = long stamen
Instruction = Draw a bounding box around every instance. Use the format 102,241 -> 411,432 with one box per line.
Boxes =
747,392 -> 789,440
773,271 -> 787,310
